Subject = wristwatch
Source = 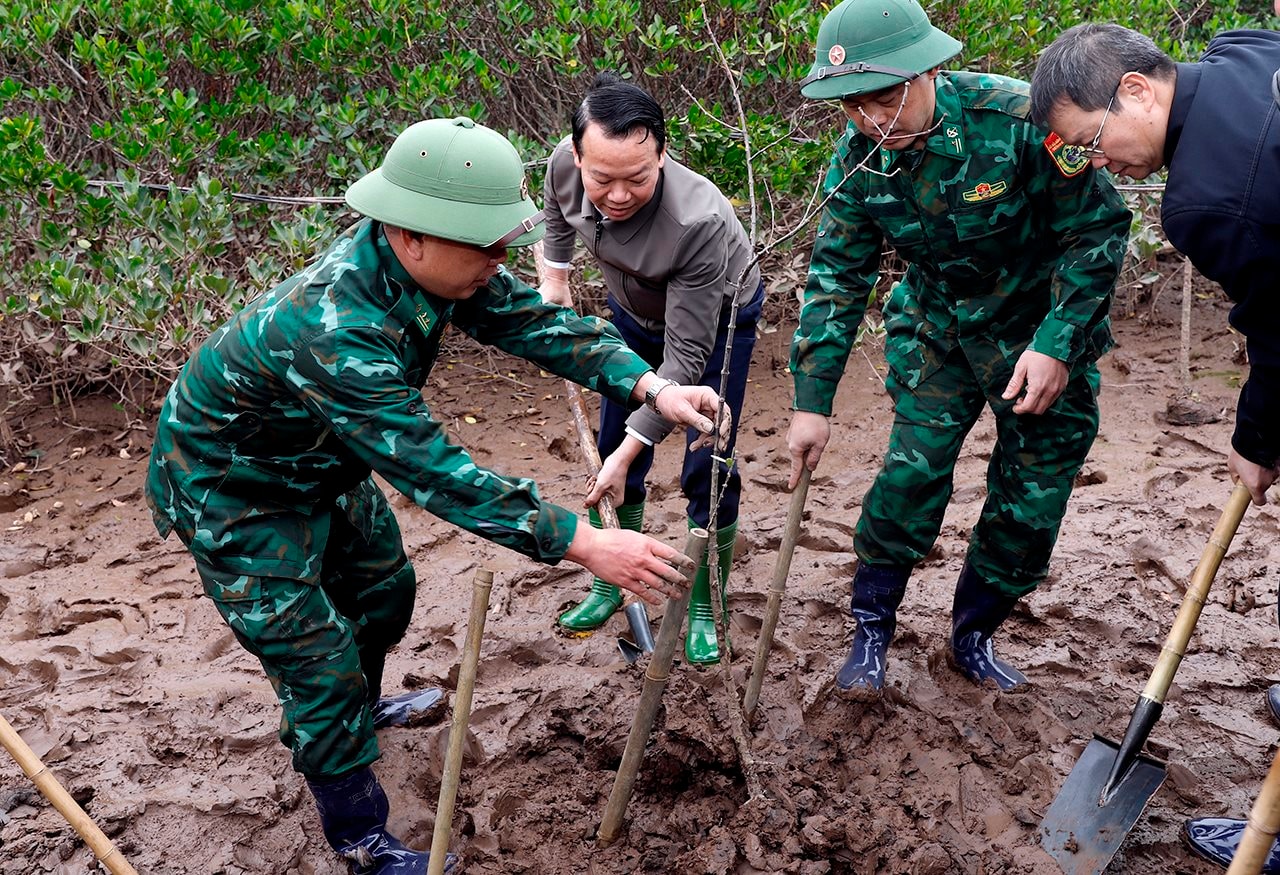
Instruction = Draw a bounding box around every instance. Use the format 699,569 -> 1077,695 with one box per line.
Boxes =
644,377 -> 679,414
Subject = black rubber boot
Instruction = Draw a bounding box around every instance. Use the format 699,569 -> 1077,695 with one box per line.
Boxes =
1183,817 -> 1280,873
949,563 -> 1027,690
307,767 -> 456,874
834,564 -> 911,700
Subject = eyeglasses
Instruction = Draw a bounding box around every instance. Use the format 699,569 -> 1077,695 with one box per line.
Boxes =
1079,88 -> 1118,158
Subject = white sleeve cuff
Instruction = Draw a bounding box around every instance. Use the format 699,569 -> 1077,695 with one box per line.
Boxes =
542,258 -> 573,270
624,426 -> 655,447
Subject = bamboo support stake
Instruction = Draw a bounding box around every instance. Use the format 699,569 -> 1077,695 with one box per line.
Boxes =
1226,748 -> 1280,875
597,529 -> 709,847
0,713 -> 139,875
744,468 -> 810,720
427,568 -> 493,875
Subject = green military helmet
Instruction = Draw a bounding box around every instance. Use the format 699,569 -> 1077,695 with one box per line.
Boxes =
800,0 -> 962,100
345,117 -> 544,248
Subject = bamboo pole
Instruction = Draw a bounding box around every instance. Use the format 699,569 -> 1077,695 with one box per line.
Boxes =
1226,748 -> 1280,875
596,529 -> 709,847
744,468 -> 810,720
0,713 -> 139,875
427,568 -> 493,875
1141,483 -> 1251,701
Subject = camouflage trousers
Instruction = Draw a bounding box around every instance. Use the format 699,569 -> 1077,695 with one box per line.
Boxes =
189,479 -> 415,778
855,348 -> 1101,597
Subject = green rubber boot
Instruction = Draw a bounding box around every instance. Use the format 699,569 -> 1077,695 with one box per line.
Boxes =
557,503 -> 645,632
685,521 -> 738,664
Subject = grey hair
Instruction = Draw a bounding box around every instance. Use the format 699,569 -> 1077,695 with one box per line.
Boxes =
1030,23 -> 1176,126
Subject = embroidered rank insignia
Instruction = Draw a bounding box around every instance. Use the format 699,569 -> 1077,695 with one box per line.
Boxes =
961,179 -> 1008,203
1043,132 -> 1089,177
416,310 -> 433,334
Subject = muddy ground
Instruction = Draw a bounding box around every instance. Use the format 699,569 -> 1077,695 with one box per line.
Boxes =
1,263 -> 1276,874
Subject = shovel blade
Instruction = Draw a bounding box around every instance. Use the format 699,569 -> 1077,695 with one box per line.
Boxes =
616,637 -> 644,665
1040,735 -> 1167,875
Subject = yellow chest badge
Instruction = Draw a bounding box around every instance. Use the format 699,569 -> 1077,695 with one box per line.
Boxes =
1043,132 -> 1089,177
961,179 -> 1008,203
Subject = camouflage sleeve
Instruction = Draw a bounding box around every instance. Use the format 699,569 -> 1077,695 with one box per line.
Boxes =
453,268 -> 651,407
1021,132 -> 1131,364
287,325 -> 580,563
789,147 -> 883,416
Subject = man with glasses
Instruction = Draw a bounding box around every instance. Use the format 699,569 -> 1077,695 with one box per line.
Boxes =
145,117 -> 728,874
787,0 -> 1131,701
1031,18 -> 1280,874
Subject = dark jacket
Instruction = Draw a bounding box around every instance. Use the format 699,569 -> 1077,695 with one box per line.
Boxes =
1162,30 -> 1280,467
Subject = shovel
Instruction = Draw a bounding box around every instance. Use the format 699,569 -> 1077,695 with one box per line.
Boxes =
1040,482 -> 1252,874
531,241 -> 655,663
564,380 -> 657,664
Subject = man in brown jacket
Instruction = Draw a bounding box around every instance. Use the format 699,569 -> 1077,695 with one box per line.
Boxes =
539,72 -> 762,664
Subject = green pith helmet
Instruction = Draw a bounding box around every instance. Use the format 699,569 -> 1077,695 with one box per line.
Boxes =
345,117 -> 544,248
800,0 -> 962,100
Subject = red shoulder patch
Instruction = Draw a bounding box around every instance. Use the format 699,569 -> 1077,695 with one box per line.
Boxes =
1043,132 -> 1090,178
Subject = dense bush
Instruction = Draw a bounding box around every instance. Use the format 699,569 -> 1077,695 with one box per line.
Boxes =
0,0 -> 1273,407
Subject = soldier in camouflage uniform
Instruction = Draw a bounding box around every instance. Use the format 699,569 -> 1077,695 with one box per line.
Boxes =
787,0 -> 1131,700
145,117 -> 729,875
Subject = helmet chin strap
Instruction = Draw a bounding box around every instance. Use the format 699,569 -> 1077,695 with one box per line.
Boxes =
856,80 -> 945,145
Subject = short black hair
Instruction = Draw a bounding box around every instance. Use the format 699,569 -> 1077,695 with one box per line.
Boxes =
571,72 -> 666,156
1030,23 -> 1176,126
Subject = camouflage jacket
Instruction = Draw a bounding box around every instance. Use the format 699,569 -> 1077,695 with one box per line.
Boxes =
145,219 -> 650,578
791,71 -> 1131,415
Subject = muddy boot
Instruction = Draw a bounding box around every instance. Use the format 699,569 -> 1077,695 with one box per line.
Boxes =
1183,817 -> 1280,873
949,563 -> 1027,690
557,503 -> 644,632
685,521 -> 737,665
834,564 -> 910,700
307,767 -> 457,874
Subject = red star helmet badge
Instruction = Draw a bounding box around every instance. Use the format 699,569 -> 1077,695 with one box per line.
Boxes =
828,44 -> 846,65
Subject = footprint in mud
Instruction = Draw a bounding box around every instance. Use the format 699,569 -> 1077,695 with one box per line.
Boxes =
1142,469 -> 1192,500
486,641 -> 554,672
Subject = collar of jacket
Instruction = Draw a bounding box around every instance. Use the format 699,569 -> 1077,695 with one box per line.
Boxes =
878,72 -> 966,174
372,221 -> 452,339
578,167 -> 667,245
1164,62 -> 1199,167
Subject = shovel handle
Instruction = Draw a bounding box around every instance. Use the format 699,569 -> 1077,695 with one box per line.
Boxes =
1227,746 -> 1280,875
565,380 -> 620,530
530,241 -> 621,531
743,468 -> 810,720
1142,482 -> 1251,703
0,713 -> 139,875
428,568 -> 493,875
